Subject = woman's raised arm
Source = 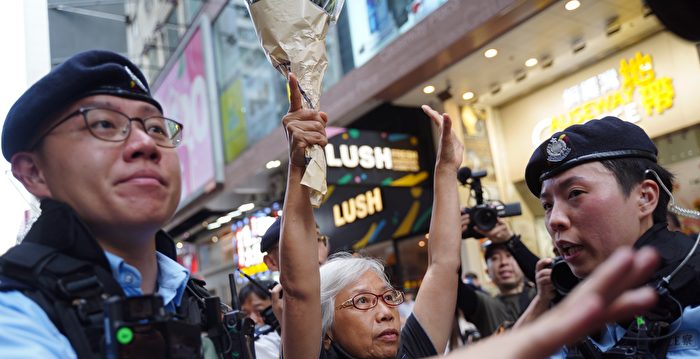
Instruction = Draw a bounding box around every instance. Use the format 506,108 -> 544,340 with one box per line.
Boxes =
412,105 -> 464,353
279,73 -> 328,359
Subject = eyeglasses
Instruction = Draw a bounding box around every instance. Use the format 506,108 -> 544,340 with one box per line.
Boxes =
335,289 -> 404,311
318,234 -> 328,246
36,107 -> 184,148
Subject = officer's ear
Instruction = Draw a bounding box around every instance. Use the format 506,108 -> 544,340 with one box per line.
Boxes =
11,152 -> 52,199
637,179 -> 659,218
263,248 -> 280,272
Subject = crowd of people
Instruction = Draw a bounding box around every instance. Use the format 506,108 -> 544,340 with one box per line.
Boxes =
0,46 -> 698,359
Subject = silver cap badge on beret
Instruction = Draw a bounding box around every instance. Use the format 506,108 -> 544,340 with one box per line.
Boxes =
124,66 -> 148,94
546,134 -> 571,162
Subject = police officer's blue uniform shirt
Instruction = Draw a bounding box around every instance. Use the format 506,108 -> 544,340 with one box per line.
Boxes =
551,304 -> 700,358
0,251 -> 190,358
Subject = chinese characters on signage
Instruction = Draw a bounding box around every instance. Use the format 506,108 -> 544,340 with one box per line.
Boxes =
532,52 -> 675,147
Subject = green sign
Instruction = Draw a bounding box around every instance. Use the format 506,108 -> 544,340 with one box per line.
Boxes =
220,79 -> 248,163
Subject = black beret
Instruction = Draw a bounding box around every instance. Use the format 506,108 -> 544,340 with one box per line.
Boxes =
525,116 -> 657,196
260,217 -> 281,253
2,50 -> 162,161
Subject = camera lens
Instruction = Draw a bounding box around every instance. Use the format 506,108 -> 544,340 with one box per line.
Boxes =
473,207 -> 498,231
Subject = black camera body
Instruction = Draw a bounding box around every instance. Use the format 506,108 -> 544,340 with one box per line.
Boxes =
104,275 -> 259,359
103,295 -> 201,359
238,271 -> 281,336
461,203 -> 522,239
259,306 -> 280,335
547,256 -> 581,302
458,167 -> 522,239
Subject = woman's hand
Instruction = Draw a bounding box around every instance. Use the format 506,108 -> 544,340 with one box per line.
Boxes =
282,73 -> 328,168
422,105 -> 463,172
413,105 -> 464,353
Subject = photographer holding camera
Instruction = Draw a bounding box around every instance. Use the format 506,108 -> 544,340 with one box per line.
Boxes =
462,214 -> 540,284
239,280 -> 281,359
457,216 -> 537,337
458,167 -> 540,285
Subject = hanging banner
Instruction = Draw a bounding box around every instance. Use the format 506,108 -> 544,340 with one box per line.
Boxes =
153,16 -> 224,207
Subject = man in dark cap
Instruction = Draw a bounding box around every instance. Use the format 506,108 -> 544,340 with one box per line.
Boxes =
238,280 -> 282,359
0,50 -> 214,357
261,217 -> 329,272
525,116 -> 700,358
456,239 -> 535,337
261,217 -> 283,272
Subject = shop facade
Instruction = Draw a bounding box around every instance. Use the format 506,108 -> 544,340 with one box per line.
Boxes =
386,1 -> 700,288
136,0 -> 550,301
493,30 -> 700,254
315,104 -> 437,292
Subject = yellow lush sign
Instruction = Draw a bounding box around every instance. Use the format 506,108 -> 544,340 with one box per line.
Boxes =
332,187 -> 384,227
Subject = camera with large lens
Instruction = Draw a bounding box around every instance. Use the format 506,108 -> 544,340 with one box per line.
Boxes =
458,167 -> 522,239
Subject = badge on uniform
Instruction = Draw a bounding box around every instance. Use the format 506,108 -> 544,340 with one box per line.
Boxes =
668,330 -> 699,351
546,134 -> 571,163
124,66 -> 148,94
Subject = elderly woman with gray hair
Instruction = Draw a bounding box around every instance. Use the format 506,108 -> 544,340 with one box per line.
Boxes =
278,73 -> 463,359
276,73 -> 665,359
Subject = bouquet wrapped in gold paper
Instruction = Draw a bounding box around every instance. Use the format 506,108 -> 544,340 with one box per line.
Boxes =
245,0 -> 344,207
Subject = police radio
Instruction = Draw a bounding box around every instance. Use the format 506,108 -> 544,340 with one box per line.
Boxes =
103,273 -> 258,359
103,295 -> 201,359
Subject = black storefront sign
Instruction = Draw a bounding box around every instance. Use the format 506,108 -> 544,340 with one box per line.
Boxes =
315,124 -> 435,252
316,185 -> 434,251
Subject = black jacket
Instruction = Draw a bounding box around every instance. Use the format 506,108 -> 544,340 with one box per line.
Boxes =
634,223 -> 700,310
0,199 -> 206,357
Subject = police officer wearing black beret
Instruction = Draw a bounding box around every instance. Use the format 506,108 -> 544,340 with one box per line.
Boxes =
0,50 -> 217,357
260,217 -> 329,273
525,116 -> 700,358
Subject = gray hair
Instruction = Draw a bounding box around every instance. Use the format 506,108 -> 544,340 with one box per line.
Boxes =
319,252 -> 390,336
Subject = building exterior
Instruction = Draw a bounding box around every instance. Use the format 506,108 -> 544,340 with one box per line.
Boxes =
48,0 -> 128,67
118,0 -> 700,300
392,0 -> 700,283
121,0 -> 519,300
